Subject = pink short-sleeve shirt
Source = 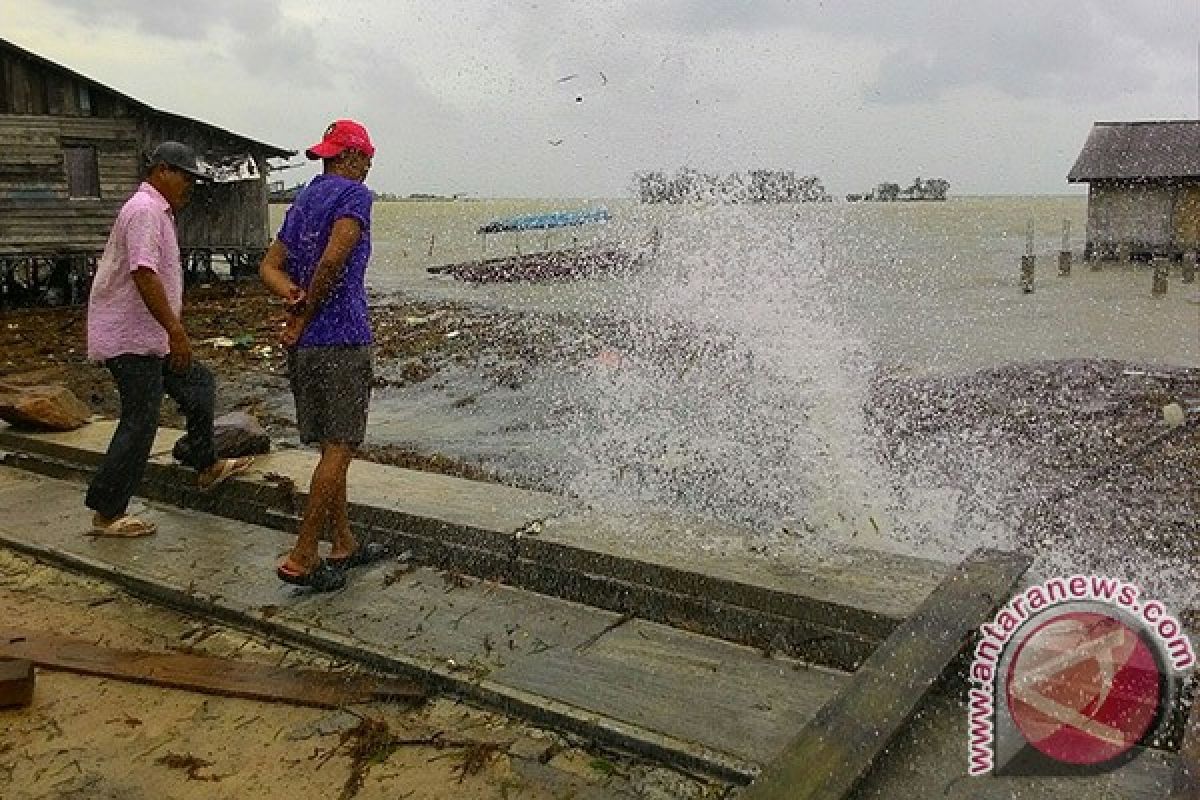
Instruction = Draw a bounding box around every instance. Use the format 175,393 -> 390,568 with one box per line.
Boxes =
87,182 -> 184,361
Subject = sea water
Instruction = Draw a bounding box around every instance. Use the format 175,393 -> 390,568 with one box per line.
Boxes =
271,196 -> 1199,608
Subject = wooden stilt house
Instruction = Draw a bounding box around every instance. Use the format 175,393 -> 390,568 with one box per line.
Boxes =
1067,120 -> 1200,261
0,37 -> 295,306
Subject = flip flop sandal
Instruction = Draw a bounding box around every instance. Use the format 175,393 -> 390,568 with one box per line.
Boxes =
327,542 -> 390,569
88,515 -> 158,538
276,559 -> 346,592
198,456 -> 255,491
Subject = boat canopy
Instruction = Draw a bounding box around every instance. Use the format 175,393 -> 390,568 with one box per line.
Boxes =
477,207 -> 610,234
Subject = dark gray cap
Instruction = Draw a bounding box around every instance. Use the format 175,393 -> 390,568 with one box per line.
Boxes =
149,141 -> 209,179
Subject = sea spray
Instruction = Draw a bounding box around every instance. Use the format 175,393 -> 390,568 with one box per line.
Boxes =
548,203 -> 904,550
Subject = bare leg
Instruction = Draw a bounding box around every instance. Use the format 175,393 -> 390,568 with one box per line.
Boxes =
283,442 -> 354,573
328,465 -> 358,560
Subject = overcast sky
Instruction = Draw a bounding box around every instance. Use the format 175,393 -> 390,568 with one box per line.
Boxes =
7,1 -> 1199,197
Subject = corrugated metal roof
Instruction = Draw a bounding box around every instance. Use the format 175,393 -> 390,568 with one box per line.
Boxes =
1067,120 -> 1200,182
0,37 -> 296,160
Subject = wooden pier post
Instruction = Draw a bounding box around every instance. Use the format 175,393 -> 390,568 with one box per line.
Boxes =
1057,220 -> 1071,276
1020,221 -> 1035,293
427,232 -> 436,257
1183,251 -> 1197,284
1152,256 -> 1169,295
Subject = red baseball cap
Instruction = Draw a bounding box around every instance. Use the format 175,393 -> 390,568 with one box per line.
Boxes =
305,119 -> 375,160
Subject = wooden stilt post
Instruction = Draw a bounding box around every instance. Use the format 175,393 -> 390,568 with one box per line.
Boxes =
1183,250 -> 1197,284
1152,255 -> 1169,295
1020,220 -> 1035,293
1057,219 -> 1071,276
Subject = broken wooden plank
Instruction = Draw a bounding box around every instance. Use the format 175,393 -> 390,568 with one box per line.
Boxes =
743,548 -> 1031,800
0,628 -> 424,709
0,658 -> 35,708
1171,697 -> 1199,799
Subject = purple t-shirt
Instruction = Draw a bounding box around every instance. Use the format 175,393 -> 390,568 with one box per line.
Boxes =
276,173 -> 373,347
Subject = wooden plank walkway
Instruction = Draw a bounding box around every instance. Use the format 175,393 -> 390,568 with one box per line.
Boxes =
0,424 -> 1183,797
0,421 -> 952,672
743,549 -> 1031,800
0,465 -> 846,780
1172,700 -> 1199,799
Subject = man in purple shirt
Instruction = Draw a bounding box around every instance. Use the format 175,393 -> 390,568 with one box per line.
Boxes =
86,141 -> 254,537
259,119 -> 384,591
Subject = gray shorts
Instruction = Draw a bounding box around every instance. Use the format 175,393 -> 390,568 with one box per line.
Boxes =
287,346 -> 373,446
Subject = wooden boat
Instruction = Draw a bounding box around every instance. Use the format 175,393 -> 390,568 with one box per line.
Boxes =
428,244 -> 641,283
428,207 -> 655,283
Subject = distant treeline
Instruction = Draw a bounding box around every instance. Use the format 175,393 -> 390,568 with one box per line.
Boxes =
268,186 -> 470,204
633,168 -> 831,204
373,191 -> 472,202
846,177 -> 950,202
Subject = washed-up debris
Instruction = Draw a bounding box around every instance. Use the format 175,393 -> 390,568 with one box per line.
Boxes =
442,570 -> 473,591
155,752 -> 220,781
200,334 -> 255,349
382,553 -> 417,587
318,717 -> 509,799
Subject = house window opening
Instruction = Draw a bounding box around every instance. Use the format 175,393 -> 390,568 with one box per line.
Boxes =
65,145 -> 99,198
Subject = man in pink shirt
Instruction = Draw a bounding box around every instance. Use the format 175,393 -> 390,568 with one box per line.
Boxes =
85,141 -> 253,536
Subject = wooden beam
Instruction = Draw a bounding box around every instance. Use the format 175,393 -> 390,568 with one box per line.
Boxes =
743,548 -> 1031,800
0,628 -> 425,709
1171,697 -> 1199,799
0,658 -> 35,707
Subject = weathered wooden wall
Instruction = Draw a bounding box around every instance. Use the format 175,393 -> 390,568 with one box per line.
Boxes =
0,47 -> 130,118
1,42 -> 277,259
1172,185 -> 1200,251
0,115 -> 138,255
1086,181 -> 1200,256
139,117 -> 271,250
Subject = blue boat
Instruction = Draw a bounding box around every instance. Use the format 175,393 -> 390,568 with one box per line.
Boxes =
476,207 -> 610,234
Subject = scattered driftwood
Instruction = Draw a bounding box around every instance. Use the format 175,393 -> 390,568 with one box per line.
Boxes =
319,716 -> 510,800
155,752 -> 220,782
0,628 -> 425,709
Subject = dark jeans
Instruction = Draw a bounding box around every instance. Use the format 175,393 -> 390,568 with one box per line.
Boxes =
85,355 -> 217,519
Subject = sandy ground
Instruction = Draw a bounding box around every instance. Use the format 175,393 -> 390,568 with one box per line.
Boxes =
0,549 -> 726,800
